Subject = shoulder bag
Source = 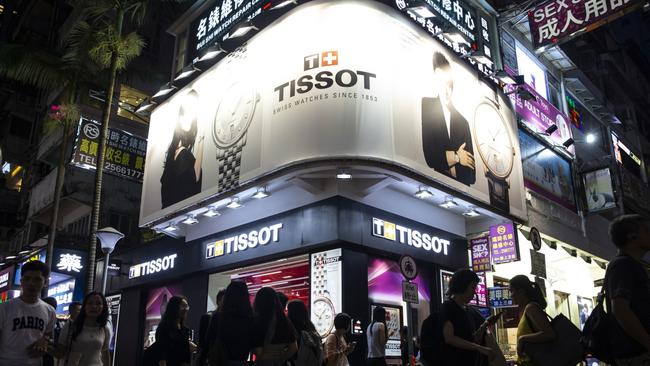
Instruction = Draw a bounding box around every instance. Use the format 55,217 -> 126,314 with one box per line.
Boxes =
523,311 -> 584,366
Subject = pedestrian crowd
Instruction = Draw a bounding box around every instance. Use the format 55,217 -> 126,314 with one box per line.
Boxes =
0,214 -> 649,366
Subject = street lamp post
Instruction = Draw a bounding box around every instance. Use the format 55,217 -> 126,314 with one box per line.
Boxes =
95,227 -> 124,294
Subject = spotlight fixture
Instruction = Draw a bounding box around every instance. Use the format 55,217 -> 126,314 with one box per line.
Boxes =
443,31 -> 469,45
18,250 -> 30,255
415,187 -> 434,199
203,207 -> 221,217
505,86 -> 536,102
462,49 -> 492,65
163,223 -> 179,232
174,64 -> 200,82
439,197 -> 458,209
181,215 -> 199,225
152,82 -> 176,99
544,124 -> 558,135
462,209 -> 480,217
135,100 -> 157,114
585,133 -> 596,144
336,171 -> 352,179
407,4 -> 435,18
198,44 -> 226,62
227,21 -> 258,39
226,197 -> 243,209
492,70 -> 525,85
562,138 -> 575,148
253,187 -> 270,199
270,0 -> 298,10
5,255 -> 16,260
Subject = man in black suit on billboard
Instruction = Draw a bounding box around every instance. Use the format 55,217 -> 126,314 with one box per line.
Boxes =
421,52 -> 476,186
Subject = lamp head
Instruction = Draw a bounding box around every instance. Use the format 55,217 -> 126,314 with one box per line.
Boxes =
95,227 -> 124,254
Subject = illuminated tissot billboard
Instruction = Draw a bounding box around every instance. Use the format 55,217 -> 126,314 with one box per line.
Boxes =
140,0 -> 526,225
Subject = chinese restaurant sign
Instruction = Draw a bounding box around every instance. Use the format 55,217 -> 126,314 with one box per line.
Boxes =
71,118 -> 147,182
470,236 -> 491,272
490,222 -> 520,264
528,0 -> 641,49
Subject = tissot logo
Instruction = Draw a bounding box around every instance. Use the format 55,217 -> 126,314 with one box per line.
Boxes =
206,223 -> 283,259
372,218 -> 451,255
274,50 -> 376,102
128,254 -> 177,279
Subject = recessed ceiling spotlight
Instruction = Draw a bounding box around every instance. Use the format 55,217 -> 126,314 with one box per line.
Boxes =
226,197 -> 243,209
415,187 -> 434,199
439,197 -> 458,209
181,215 -> 199,225
253,187 -> 270,199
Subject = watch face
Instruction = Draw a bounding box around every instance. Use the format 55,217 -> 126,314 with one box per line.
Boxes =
313,297 -> 336,337
473,101 -> 515,179
212,82 -> 259,148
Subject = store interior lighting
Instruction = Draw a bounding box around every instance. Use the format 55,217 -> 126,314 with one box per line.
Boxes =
227,21 -> 258,39
252,187 -> 270,199
270,0 -> 298,10
336,170 -> 352,179
407,5 -> 435,18
415,187 -> 434,199
181,215 -> 199,225
226,197 -> 243,209
439,196 -> 458,209
174,64 -> 201,82
462,208 -> 480,217
152,82 -> 176,99
203,207 -> 221,217
198,44 -> 226,62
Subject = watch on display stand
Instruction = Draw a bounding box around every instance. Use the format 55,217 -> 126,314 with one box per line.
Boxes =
472,100 -> 515,212
212,81 -> 259,193
312,253 -> 336,338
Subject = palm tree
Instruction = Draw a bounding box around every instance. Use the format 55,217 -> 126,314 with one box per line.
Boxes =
83,0 -> 145,293
0,21 -> 97,272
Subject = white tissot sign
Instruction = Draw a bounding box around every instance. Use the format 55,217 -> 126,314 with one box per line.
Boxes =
311,248 -> 343,338
128,254 -> 178,279
372,218 -> 451,255
140,0 -> 526,226
205,223 -> 283,259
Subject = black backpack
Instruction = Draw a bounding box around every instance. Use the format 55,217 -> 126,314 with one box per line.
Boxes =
580,291 -> 614,364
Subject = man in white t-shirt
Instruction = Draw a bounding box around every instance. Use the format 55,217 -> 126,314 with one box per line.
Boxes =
0,260 -> 56,366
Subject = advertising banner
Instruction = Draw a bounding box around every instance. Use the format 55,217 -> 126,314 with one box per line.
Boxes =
106,294 -> 121,366
469,272 -> 487,307
504,81 -> 574,155
143,283 -> 182,349
528,0 -> 641,49
583,168 -> 616,212
0,266 -> 12,292
490,222 -> 519,264
470,236 -> 490,272
440,269 -> 453,302
310,249 -> 343,338
49,248 -> 87,314
488,286 -> 515,308
519,129 -> 576,210
71,118 -> 147,182
141,0 -> 526,225
371,304 -> 402,357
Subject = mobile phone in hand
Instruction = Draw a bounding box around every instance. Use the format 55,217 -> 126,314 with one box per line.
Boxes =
487,311 -> 503,325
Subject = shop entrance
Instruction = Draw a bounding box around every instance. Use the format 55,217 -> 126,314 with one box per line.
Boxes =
206,255 -> 310,312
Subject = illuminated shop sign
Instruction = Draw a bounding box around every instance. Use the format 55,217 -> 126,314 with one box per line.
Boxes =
55,253 -> 84,273
205,223 -> 283,259
47,279 -> 75,310
128,254 -> 178,279
0,269 -> 10,291
612,134 -> 641,166
372,218 -> 451,255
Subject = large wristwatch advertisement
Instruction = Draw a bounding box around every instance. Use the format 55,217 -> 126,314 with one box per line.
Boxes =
310,249 -> 343,338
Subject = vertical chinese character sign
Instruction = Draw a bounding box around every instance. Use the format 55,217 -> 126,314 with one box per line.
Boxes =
528,0 -> 640,49
490,222 -> 520,264
470,236 -> 491,272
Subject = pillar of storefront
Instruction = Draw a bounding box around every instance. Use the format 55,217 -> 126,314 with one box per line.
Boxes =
183,273 -> 209,341
115,287 -> 144,365
342,249 -> 369,366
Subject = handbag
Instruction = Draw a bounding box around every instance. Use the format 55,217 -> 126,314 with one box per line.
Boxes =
258,315 -> 293,361
523,312 -> 584,366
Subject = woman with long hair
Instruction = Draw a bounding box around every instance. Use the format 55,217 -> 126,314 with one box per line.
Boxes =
509,275 -> 555,366
366,306 -> 388,366
55,291 -> 111,365
155,295 -> 196,366
160,89 -> 204,208
324,313 -> 355,366
252,287 -> 298,366
440,269 -> 495,366
207,281 -> 255,365
287,300 -> 323,366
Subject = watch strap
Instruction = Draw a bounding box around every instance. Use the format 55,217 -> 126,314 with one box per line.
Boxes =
217,138 -> 245,193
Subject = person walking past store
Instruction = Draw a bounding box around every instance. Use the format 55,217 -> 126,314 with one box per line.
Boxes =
287,300 -> 322,366
155,296 -> 196,366
508,275 -> 555,366
52,292 -> 111,366
605,214 -> 650,366
252,287 -> 298,366
440,269 -> 494,366
366,306 -> 388,366
0,260 -> 56,366
67,302 -> 81,323
324,313 -> 355,366
198,289 -> 225,366
207,281 -> 254,366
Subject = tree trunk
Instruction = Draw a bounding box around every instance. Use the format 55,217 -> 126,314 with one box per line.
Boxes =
86,9 -> 124,294
45,121 -> 71,272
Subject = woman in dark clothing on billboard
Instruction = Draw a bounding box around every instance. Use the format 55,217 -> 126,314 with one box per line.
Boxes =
160,89 -> 204,208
